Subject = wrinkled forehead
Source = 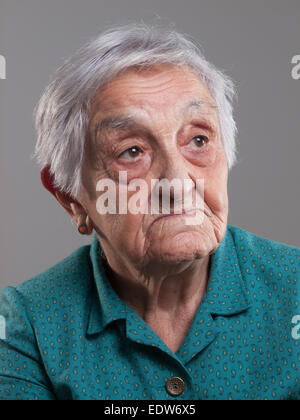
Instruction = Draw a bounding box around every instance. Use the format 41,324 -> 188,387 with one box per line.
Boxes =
89,63 -> 218,118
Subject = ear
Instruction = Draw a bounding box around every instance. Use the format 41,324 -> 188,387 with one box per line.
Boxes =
40,164 -> 74,216
40,164 -> 57,200
40,164 -> 94,234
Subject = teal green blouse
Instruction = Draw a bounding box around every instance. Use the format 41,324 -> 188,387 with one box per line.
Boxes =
0,225 -> 299,400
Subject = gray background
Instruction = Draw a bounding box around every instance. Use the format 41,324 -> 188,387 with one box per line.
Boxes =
0,0 -> 299,291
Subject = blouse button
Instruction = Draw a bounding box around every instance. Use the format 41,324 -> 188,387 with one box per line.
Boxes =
165,376 -> 185,396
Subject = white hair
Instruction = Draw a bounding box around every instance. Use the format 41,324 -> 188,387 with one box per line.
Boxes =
34,21 -> 238,198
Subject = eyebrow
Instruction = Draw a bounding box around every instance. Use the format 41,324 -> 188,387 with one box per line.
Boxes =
94,99 -> 218,138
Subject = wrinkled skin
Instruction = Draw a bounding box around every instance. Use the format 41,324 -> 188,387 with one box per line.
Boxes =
43,63 -> 229,352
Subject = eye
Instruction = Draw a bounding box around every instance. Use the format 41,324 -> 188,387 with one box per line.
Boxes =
118,146 -> 142,159
191,135 -> 209,148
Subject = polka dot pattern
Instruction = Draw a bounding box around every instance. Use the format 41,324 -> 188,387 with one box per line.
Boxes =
0,225 -> 299,400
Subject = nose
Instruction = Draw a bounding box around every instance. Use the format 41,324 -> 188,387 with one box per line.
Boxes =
151,146 -> 197,214
164,149 -> 190,183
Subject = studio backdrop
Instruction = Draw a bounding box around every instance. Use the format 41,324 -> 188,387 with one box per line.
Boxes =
0,0 -> 299,290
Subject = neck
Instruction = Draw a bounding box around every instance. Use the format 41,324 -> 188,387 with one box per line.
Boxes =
103,248 -> 211,333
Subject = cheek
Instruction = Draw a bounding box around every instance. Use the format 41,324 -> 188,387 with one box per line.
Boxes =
91,211 -> 146,248
91,181 -> 150,235
204,181 -> 228,216
182,142 -> 217,168
201,155 -> 228,215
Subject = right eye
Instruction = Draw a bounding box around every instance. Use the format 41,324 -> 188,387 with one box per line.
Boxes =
118,146 -> 143,160
190,135 -> 209,149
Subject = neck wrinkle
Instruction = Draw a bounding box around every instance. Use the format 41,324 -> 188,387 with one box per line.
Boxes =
104,253 -> 211,323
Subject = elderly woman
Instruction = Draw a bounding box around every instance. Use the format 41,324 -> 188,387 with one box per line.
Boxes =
0,22 -> 299,401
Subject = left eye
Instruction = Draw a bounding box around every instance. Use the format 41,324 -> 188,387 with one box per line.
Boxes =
191,135 -> 209,148
119,146 -> 142,159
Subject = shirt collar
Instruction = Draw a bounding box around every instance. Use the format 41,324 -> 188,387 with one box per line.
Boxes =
86,225 -> 252,336
86,234 -> 128,335
201,225 -> 252,316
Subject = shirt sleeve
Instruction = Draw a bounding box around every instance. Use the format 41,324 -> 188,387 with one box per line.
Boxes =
0,286 -> 56,400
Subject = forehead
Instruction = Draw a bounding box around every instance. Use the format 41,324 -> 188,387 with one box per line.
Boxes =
90,64 -> 216,116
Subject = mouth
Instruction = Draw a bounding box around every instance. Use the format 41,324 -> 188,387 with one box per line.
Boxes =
151,209 -> 198,226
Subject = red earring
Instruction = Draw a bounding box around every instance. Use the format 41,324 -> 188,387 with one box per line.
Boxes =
78,224 -> 88,235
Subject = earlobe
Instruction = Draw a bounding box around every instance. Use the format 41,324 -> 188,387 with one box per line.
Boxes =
78,224 -> 88,235
73,205 -> 94,235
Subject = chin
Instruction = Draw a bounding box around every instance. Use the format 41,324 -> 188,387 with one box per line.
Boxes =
148,230 -> 220,263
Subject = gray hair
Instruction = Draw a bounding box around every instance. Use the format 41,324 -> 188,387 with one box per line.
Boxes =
34,21 -> 238,198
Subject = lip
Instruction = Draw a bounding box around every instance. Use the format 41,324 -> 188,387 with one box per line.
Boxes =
151,209 -> 198,226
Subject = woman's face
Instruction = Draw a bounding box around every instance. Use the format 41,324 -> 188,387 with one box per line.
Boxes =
80,63 -> 229,267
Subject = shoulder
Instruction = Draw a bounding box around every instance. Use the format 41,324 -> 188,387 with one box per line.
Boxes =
0,243 -> 95,324
18,243 -> 93,297
0,244 -> 96,400
227,224 -> 299,305
227,224 -> 299,270
227,224 -> 299,256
